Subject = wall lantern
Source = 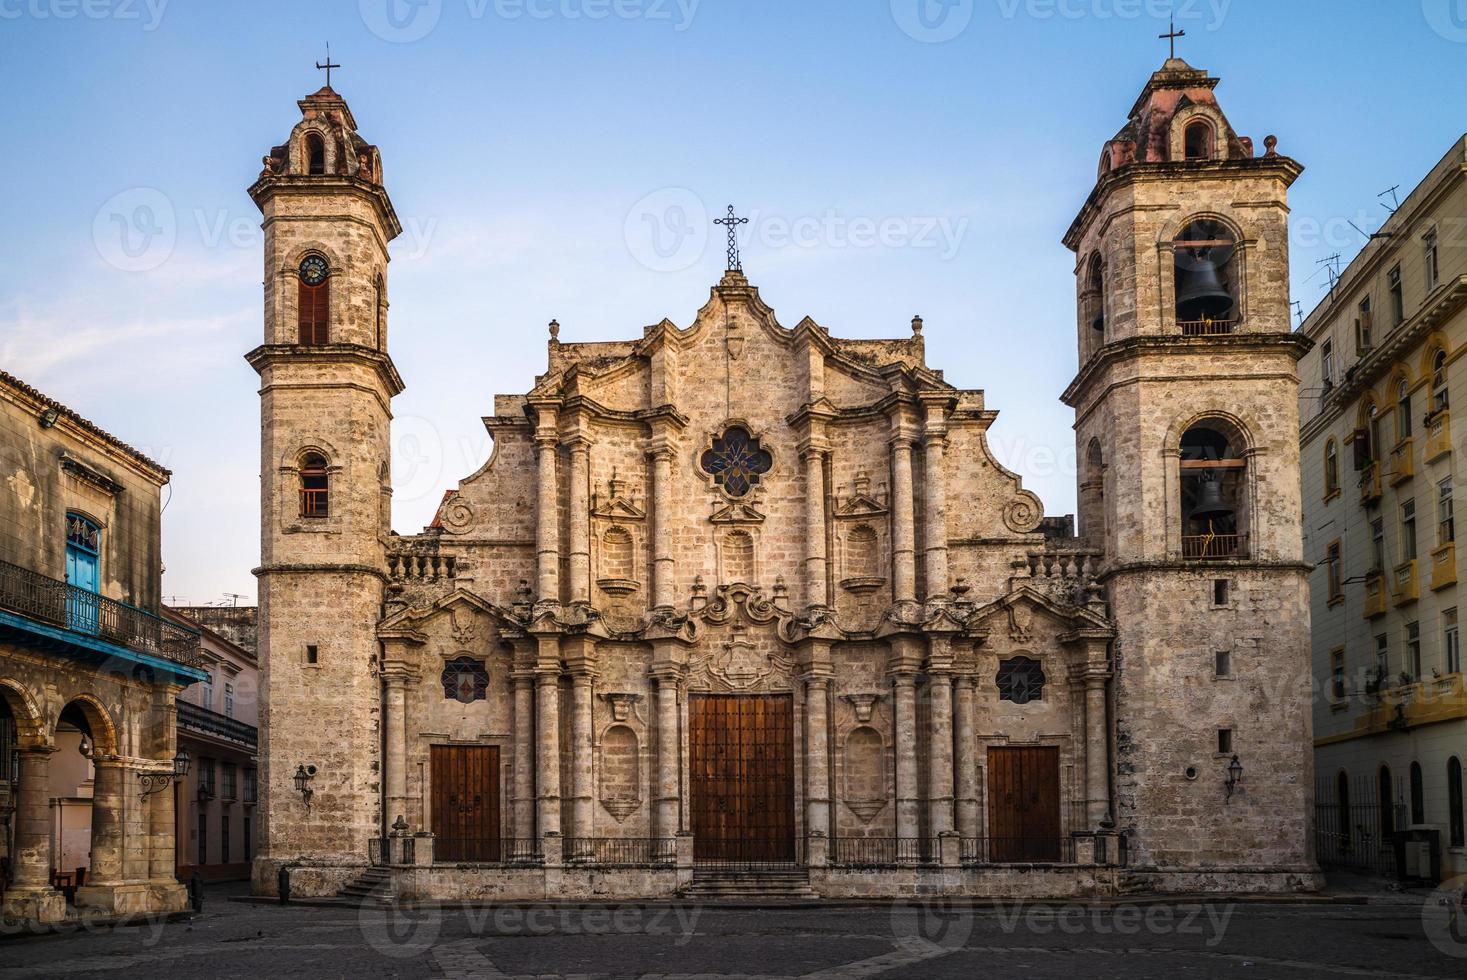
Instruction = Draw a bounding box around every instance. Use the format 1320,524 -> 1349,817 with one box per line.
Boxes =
1224,754 -> 1244,803
294,764 -> 318,805
139,749 -> 191,798
37,408 -> 59,429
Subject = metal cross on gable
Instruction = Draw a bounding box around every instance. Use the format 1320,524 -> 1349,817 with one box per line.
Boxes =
1159,18 -> 1186,60
316,42 -> 341,88
715,205 -> 749,272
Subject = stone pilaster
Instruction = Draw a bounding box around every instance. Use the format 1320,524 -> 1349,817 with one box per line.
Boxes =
925,668 -> 956,836
1079,650 -> 1114,828
533,636 -> 563,838
382,670 -> 411,825
650,661 -> 684,841
566,432 -> 592,607
953,675 -> 981,840
510,664 -> 536,842
919,397 -> 950,599
649,440 -> 676,610
888,411 -> 919,602
801,442 -> 830,610
802,662 -> 834,839
887,636 -> 923,840
530,399 -> 562,604
564,636 -> 598,843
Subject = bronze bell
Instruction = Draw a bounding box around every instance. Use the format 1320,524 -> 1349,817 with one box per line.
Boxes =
1188,474 -> 1234,522
1091,311 -> 1105,332
1176,255 -> 1234,322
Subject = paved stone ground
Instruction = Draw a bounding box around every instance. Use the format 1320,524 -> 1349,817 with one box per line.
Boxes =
1,883 -> 1465,979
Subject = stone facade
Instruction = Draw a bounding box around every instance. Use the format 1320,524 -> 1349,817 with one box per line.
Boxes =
0,370 -> 206,923
1298,135 -> 1467,880
251,62 -> 1319,899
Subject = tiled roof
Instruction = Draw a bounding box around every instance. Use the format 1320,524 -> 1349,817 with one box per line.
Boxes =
0,369 -> 170,478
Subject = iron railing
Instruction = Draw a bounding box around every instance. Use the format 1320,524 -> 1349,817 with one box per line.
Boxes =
434,838 -> 543,865
401,837 -> 416,865
562,838 -> 677,866
1181,533 -> 1248,561
177,700 -> 258,749
693,836 -> 804,869
368,838 -> 391,867
0,557 -> 202,669
1179,318 -> 1237,336
959,836 -> 1077,864
1315,775 -> 1402,877
829,837 -> 939,866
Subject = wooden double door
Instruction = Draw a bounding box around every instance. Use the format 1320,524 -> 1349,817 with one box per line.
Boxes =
689,693 -> 796,862
431,745 -> 501,862
987,745 -> 1062,862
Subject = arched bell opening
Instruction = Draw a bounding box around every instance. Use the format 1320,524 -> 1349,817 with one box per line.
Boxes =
1179,423 -> 1249,560
1174,219 -> 1239,335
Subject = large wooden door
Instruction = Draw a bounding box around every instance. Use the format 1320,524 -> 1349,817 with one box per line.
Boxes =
431,745 -> 501,862
987,746 -> 1062,862
689,693 -> 795,862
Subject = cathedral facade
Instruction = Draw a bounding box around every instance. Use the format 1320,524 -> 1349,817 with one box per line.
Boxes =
250,60 -> 1320,900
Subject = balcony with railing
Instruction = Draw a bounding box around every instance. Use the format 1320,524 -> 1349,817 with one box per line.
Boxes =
1425,410 -> 1453,463
1180,532 -> 1248,561
1391,559 -> 1420,607
0,556 -> 203,674
1387,438 -> 1415,486
1359,462 -> 1383,505
1178,317 -> 1237,337
1363,571 -> 1388,618
177,699 -> 258,750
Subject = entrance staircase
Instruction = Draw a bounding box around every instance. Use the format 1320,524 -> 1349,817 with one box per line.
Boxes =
336,866 -> 394,907
681,868 -> 820,901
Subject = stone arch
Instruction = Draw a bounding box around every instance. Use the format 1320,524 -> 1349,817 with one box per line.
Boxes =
1158,209 -> 1245,249
601,525 -> 635,582
1418,330 -> 1453,379
0,678 -> 48,746
842,725 -> 887,822
1168,104 -> 1228,162
1080,437 -> 1106,542
1165,409 -> 1257,456
56,694 -> 119,757
288,120 -> 341,176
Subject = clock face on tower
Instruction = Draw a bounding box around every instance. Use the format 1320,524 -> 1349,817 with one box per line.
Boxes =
298,255 -> 329,286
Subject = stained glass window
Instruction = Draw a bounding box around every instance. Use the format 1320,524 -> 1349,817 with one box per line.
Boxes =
441,657 -> 489,704
66,514 -> 100,553
700,426 -> 773,498
996,656 -> 1046,705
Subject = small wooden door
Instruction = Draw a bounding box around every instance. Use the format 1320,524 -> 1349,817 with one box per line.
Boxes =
431,745 -> 500,862
987,746 -> 1062,862
689,694 -> 795,862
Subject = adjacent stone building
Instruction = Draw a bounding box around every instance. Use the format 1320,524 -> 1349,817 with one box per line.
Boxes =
1299,135 -> 1467,882
0,370 -> 205,922
251,60 -> 1320,900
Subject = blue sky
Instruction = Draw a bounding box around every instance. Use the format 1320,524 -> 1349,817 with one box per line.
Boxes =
1,0 -> 1463,605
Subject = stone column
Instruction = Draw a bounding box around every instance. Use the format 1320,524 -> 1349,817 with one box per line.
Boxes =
953,675 -> 980,840
920,404 -> 949,599
803,669 -> 833,838
383,672 -> 410,825
566,436 -> 592,606
569,667 -> 595,844
10,747 -> 56,891
511,669 -> 536,842
87,757 -> 126,884
891,669 -> 920,840
926,670 -> 955,835
149,775 -> 178,882
649,443 -> 676,609
534,653 -> 563,838
889,422 -> 918,603
1084,671 -> 1111,827
532,407 -> 561,604
651,666 -> 682,840
801,443 -> 829,610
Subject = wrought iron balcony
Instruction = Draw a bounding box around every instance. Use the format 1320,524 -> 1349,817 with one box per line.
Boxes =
0,557 -> 202,670
177,699 -> 258,750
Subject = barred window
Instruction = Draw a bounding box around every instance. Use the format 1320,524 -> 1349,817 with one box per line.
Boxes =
995,657 -> 1046,705
442,657 -> 489,704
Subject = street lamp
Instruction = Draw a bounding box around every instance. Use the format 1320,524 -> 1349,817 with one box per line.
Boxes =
139,749 -> 192,798
1225,754 -> 1244,803
294,764 -> 317,805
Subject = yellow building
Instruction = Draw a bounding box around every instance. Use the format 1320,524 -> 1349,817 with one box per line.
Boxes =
1299,136 -> 1467,881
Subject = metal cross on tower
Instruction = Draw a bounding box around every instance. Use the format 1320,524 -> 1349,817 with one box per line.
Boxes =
1159,19 -> 1186,60
715,205 -> 750,272
316,42 -> 341,88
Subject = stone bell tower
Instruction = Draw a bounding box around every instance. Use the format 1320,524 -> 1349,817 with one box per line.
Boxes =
246,82 -> 403,892
1061,59 -> 1318,886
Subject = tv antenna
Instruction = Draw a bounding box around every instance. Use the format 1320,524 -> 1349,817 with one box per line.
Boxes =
223,592 -> 248,607
1348,219 -> 1394,243
1378,185 -> 1401,214
1291,300 -> 1305,326
1316,254 -> 1342,293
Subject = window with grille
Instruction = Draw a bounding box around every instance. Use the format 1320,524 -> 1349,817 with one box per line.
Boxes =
441,657 -> 489,704
995,657 -> 1046,705
299,452 -> 329,518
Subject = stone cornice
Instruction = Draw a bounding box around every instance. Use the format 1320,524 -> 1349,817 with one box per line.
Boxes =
1061,332 -> 1312,408
245,343 -> 406,398
248,173 -> 403,241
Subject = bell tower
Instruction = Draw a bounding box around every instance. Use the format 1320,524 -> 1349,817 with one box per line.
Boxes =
246,81 -> 403,893
1062,59 -> 1318,885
